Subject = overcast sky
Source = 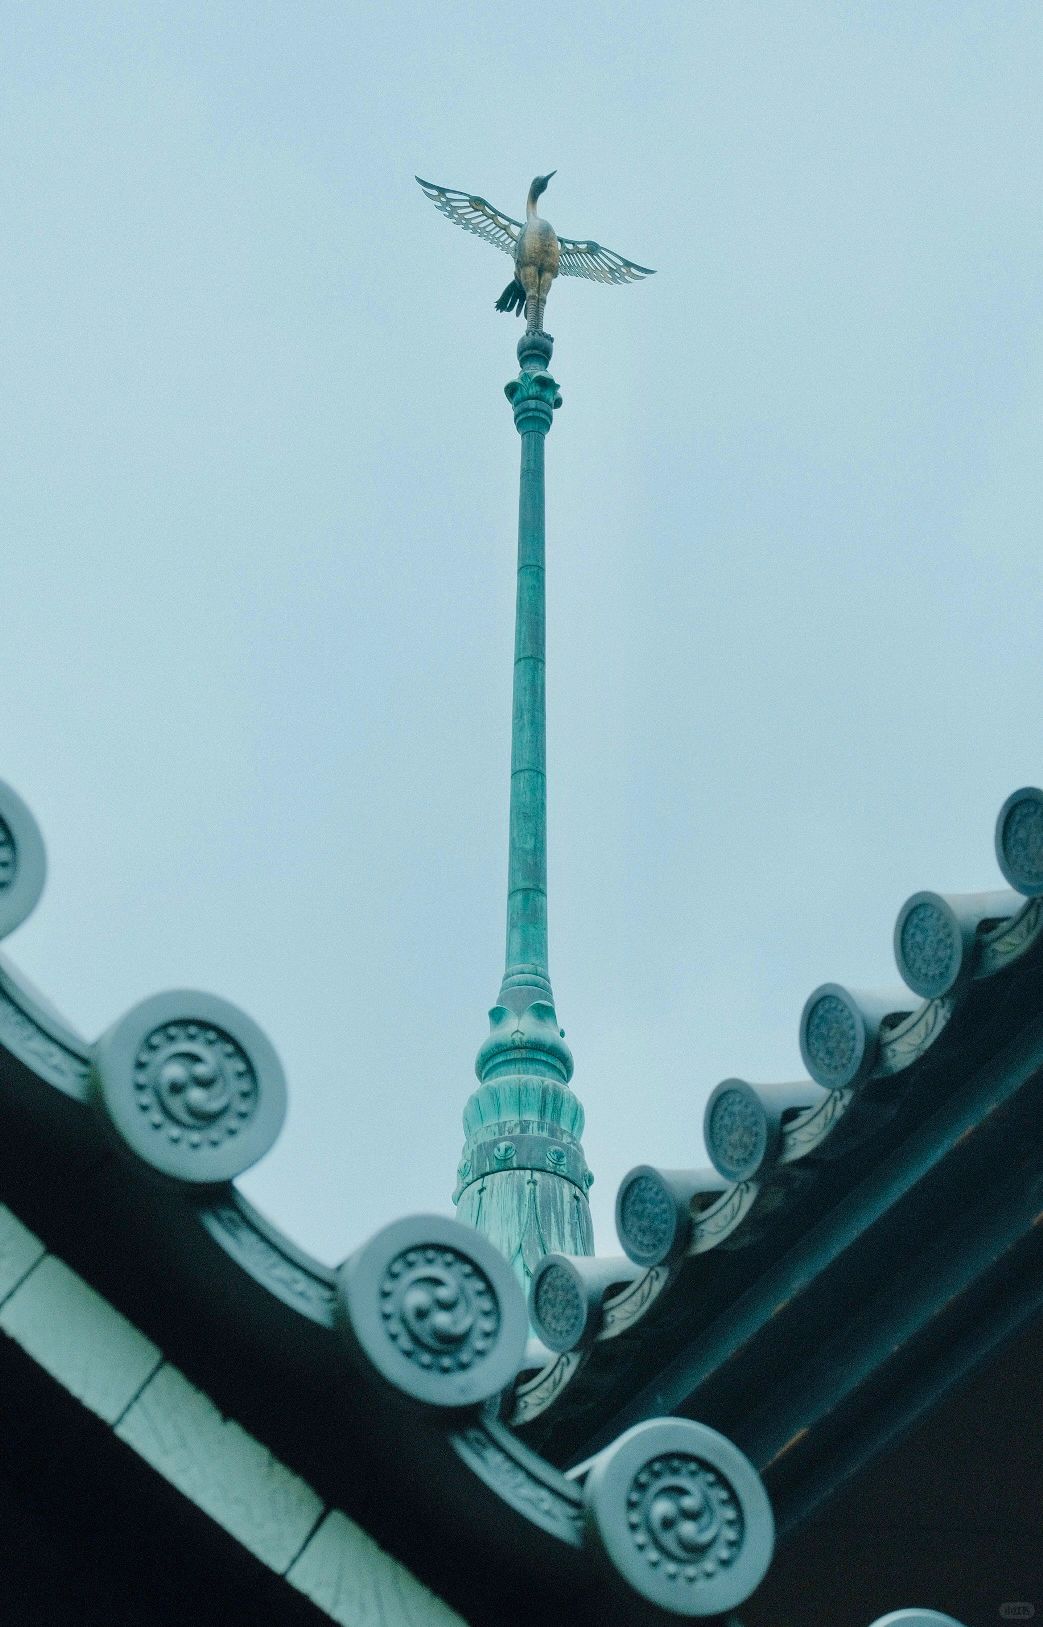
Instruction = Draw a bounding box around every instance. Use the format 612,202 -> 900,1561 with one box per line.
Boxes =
3,2 -> 1041,1265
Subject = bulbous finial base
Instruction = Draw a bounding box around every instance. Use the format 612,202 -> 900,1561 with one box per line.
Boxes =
454,997 -> 593,1287
475,998 -> 574,1086
518,330 -> 553,373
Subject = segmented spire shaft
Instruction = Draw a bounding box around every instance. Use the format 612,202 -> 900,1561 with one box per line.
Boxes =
454,331 -> 594,1285
501,354 -> 553,1001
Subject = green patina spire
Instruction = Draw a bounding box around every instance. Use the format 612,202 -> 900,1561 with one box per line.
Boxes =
454,330 -> 594,1286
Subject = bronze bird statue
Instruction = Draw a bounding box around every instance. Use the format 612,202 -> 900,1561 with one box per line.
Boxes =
416,172 -> 655,333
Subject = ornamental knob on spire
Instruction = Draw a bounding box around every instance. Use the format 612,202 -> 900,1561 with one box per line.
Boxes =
416,171 -> 655,332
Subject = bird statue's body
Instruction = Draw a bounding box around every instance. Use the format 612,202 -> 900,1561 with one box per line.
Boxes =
416,172 -> 654,333
495,172 -> 561,331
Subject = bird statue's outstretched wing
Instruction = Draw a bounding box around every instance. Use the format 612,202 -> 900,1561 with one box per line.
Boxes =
556,236 -> 656,285
415,177 -> 521,257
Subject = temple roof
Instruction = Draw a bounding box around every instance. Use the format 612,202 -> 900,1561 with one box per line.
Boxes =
513,789 -> 1043,1569
1,773 -> 1039,1623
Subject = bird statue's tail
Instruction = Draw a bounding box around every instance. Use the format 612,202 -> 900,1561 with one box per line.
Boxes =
495,278 -> 525,317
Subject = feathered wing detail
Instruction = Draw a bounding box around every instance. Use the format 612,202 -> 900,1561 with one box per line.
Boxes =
556,236 -> 656,285
415,177 -> 521,257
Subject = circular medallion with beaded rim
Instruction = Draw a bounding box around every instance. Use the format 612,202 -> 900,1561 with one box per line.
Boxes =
91,989 -> 287,1183
996,787 -> 1043,896
704,1080 -> 770,1182
336,1214 -> 528,1410
583,1417 -> 774,1615
0,779 -> 46,940
894,892 -> 963,998
799,983 -> 872,1090
530,1257 -> 587,1352
615,1166 -> 682,1266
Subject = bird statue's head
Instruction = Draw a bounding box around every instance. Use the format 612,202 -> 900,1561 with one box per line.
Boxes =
530,171 -> 556,200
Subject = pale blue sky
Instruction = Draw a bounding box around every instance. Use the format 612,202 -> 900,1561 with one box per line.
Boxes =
3,2 -> 1041,1263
